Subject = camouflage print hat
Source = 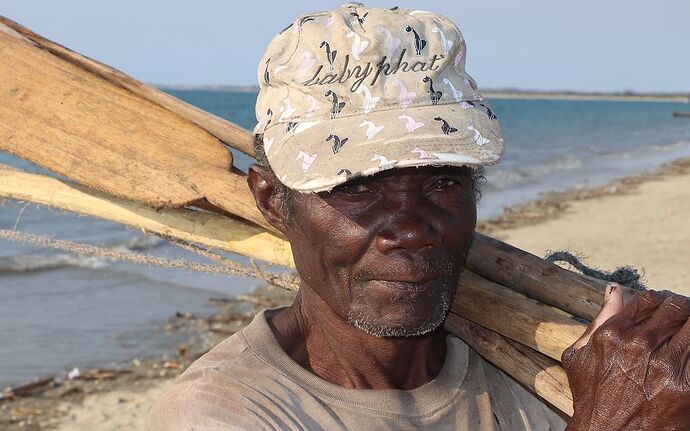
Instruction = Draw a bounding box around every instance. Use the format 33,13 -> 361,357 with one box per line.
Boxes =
253,2 -> 504,192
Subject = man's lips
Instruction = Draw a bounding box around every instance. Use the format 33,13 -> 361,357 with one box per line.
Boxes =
367,275 -> 444,287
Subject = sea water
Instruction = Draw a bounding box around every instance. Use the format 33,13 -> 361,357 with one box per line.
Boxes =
1,91 -> 689,387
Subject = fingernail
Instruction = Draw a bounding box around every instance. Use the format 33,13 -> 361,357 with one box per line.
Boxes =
605,283 -> 615,301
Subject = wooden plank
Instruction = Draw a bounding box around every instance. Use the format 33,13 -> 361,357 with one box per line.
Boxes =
0,167 -> 294,267
0,16 -> 254,156
0,17 -> 268,230
445,314 -> 573,416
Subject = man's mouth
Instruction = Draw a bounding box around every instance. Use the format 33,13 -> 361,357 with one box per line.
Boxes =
373,275 -> 444,290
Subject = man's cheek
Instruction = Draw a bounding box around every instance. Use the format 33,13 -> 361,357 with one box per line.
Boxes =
325,223 -> 373,263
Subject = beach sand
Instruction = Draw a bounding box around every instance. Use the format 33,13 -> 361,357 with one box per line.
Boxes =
2,159 -> 689,430
50,383 -> 170,431
480,158 -> 690,296
491,178 -> 690,295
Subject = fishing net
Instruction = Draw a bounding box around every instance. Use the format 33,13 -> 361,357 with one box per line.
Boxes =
545,250 -> 647,291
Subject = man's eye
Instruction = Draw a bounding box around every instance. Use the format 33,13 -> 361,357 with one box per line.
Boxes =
431,178 -> 458,190
338,183 -> 370,194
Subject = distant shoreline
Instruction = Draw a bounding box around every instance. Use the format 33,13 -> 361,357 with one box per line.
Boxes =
482,91 -> 689,103
155,84 -> 690,103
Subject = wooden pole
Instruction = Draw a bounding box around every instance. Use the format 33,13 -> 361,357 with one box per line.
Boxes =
0,167 -> 293,267
467,233 -> 635,320
454,271 -> 586,361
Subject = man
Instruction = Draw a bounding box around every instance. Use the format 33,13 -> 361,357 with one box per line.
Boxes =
148,4 -> 690,430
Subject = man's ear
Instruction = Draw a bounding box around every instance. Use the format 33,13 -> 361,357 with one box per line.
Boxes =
247,164 -> 289,236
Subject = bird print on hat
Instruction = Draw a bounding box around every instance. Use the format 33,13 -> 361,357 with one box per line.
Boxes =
391,79 -> 416,108
355,85 -> 380,113
399,114 -> 424,132
324,90 -> 347,118
346,31 -> 369,60
468,126 -> 490,146
405,25 -> 427,55
327,134 -> 350,154
319,41 -> 338,70
435,117 -> 458,134
360,120 -> 385,139
423,76 -> 443,105
432,27 -> 453,56
375,26 -> 402,57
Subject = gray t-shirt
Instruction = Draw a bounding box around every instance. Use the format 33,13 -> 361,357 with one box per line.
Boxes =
147,309 -> 566,430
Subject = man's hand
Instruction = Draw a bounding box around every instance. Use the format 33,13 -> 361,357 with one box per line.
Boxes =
562,284 -> 690,431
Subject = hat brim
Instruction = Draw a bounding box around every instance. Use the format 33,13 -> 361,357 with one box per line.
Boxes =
264,101 -> 504,192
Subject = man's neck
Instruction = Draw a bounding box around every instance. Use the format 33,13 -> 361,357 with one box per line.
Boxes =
268,288 -> 448,390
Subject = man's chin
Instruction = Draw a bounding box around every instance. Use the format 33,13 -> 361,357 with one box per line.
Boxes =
346,291 -> 452,338
349,313 -> 448,338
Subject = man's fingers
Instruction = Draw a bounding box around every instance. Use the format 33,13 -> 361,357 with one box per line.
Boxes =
610,289 -> 673,329
638,294 -> 690,347
571,283 -> 625,351
562,283 -> 625,372
668,313 -> 690,350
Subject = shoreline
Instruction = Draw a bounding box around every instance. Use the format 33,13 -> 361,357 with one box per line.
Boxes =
478,157 -> 690,235
156,85 -> 690,103
481,91 -> 689,103
2,157 -> 690,430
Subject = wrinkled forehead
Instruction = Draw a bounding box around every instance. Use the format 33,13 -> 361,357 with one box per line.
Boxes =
321,164 -> 474,190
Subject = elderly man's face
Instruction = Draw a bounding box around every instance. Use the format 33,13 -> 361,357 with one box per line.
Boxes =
283,165 -> 477,338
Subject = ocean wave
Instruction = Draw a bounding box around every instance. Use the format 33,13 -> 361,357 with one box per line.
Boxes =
487,155 -> 585,190
112,235 -> 166,252
652,140 -> 690,153
0,253 -> 107,273
0,235 -> 167,275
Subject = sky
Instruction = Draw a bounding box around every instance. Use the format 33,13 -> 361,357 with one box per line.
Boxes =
3,0 -> 689,92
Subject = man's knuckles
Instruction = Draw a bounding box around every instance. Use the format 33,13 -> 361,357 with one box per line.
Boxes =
591,325 -> 624,351
625,332 -> 657,354
632,290 -> 673,310
658,294 -> 690,316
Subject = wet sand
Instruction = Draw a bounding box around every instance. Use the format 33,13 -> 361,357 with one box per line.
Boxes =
2,159 -> 689,430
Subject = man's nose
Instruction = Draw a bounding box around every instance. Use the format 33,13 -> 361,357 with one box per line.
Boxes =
374,205 -> 441,255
